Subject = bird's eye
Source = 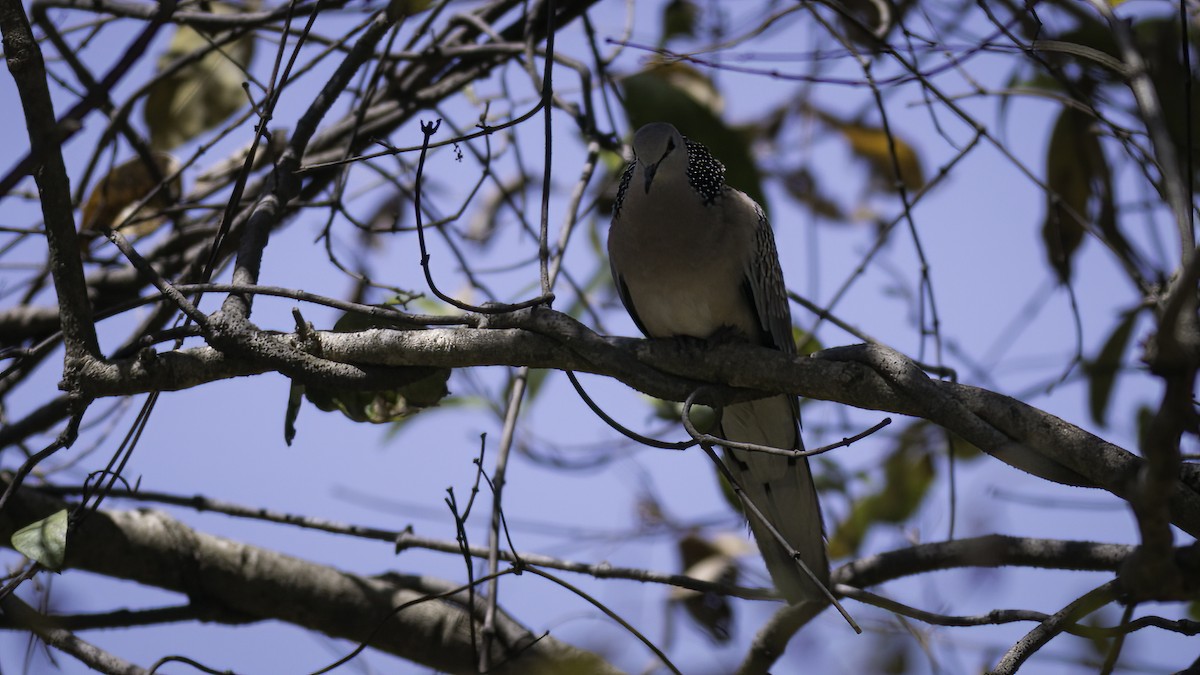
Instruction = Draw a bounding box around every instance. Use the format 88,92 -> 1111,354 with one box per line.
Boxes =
666,138 -> 676,153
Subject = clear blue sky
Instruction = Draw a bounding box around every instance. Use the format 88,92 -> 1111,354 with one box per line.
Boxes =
1,1 -> 1192,673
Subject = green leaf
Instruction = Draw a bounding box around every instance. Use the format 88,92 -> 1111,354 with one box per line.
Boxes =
1136,404 -> 1155,455
947,432 -> 984,462
1041,104 -> 1114,283
1085,309 -> 1139,427
828,422 -> 937,558
792,328 -> 822,356
306,367 -> 450,424
386,0 -> 433,23
1050,19 -> 1120,67
303,305 -> 451,425
1136,17 -> 1200,188
12,509 -> 69,571
660,0 -> 699,45
649,398 -> 718,434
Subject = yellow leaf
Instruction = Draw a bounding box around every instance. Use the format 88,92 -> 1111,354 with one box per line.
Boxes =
144,2 -> 256,150
808,105 -> 925,193
839,122 -> 925,192
79,151 -> 182,249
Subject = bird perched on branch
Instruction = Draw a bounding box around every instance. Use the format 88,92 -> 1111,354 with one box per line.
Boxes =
608,122 -> 828,605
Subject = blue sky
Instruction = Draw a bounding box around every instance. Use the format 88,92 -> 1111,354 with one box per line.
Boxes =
1,1 -> 1194,673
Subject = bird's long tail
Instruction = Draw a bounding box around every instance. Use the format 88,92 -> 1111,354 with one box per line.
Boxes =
721,395 -> 829,605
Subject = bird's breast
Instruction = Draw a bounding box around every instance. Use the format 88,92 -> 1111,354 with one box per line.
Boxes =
610,196 -> 760,340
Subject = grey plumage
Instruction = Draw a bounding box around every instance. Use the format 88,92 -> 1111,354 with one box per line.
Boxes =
608,122 -> 829,604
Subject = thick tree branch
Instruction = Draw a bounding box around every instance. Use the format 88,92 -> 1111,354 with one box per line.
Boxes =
833,535 -> 1132,589
21,308 -> 1196,537
0,475 -> 620,675
0,593 -> 148,675
989,581 -> 1119,675
737,535 -> 1142,675
0,0 -> 100,363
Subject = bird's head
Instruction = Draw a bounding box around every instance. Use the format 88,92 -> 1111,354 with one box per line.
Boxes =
632,123 -> 686,194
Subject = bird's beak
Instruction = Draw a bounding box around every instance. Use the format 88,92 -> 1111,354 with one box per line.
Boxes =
642,162 -> 658,194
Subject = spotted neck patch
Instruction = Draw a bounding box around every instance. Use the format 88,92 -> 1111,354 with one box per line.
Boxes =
684,136 -> 726,206
613,162 -> 635,218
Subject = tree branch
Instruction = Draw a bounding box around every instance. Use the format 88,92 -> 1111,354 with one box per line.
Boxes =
0,475 -> 620,675
17,309 -> 1190,538
0,592 -> 149,674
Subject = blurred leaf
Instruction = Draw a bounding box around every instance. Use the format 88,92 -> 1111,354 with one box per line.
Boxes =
383,394 -> 480,439
523,367 -> 551,402
808,105 -> 925,193
1136,404 -> 1155,455
145,2 -> 256,150
80,151 -> 182,249
625,61 -> 724,121
304,305 -> 451,425
837,0 -> 898,52
671,533 -> 746,642
996,64 -> 1062,142
660,0 -> 699,45
814,455 -> 852,495
635,492 -> 667,530
840,122 -> 925,193
1085,309 -> 1139,427
782,166 -> 846,222
1136,17 -> 1200,188
621,63 -> 768,208
385,0 -> 432,23
1041,105 -> 1113,283
1082,606 -> 1121,658
717,465 -> 742,514
947,431 -> 983,462
365,191 -> 406,234
12,509 -> 68,571
829,421 -> 936,557
466,174 -> 527,244
1049,19 -> 1120,70
793,328 -> 822,356
869,637 -> 911,675
650,398 -> 718,434
284,380 -> 303,445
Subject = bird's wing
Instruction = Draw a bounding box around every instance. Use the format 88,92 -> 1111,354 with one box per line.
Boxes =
739,197 -> 797,358
610,259 -> 651,338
